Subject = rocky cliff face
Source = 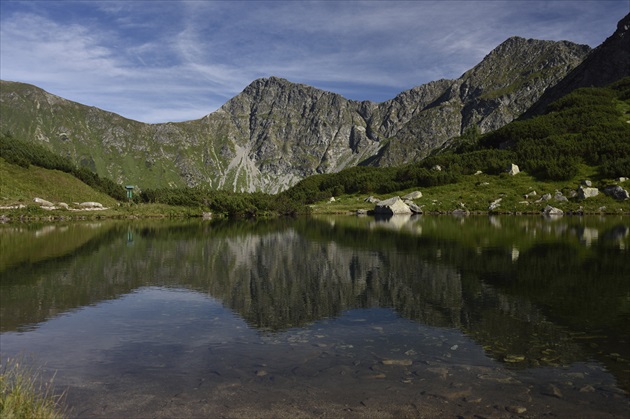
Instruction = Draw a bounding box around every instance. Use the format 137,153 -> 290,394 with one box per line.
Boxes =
525,13 -> 630,117
374,37 -> 591,165
2,26 -> 616,192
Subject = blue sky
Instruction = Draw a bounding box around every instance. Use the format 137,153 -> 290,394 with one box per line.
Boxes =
1,1 -> 628,123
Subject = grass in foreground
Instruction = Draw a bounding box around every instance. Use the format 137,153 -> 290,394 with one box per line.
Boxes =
0,357 -> 66,419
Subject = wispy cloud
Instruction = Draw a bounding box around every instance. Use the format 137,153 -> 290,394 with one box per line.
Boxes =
1,0 -> 627,123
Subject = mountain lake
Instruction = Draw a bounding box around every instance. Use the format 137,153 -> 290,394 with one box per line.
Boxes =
1,215 -> 628,418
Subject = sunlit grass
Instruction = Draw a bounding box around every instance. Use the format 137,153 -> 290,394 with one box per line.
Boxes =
311,167 -> 630,215
0,357 -> 66,419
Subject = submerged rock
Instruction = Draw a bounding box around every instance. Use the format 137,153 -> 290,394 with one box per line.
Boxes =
382,359 -> 413,366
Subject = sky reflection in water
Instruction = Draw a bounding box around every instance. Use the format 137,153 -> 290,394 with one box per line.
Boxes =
0,216 -> 628,417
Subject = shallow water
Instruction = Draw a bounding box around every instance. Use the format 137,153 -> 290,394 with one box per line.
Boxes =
1,215 -> 628,418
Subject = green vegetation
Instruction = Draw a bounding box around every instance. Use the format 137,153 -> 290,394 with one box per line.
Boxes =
1,132 -> 126,200
0,158 -> 118,207
1,78 -> 629,219
138,187 -> 303,217
0,358 -> 65,419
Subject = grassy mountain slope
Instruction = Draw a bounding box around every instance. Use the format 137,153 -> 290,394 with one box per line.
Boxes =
0,158 -> 118,207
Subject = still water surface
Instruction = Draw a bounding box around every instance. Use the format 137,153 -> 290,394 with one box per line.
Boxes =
1,215 -> 628,418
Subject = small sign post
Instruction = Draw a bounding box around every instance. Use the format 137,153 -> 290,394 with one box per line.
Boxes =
125,185 -> 134,203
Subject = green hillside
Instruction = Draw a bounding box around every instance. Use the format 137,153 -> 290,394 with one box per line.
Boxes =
0,158 -> 118,208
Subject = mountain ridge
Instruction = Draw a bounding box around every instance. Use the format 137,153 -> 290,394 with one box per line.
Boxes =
3,17 -> 628,193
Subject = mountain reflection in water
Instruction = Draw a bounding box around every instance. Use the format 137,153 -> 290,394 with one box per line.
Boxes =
0,216 -> 628,418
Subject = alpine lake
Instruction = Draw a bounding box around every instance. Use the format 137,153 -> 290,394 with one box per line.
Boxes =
1,215 -> 628,418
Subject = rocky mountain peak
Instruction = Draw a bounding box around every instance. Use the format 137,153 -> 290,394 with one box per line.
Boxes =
1,16 -> 627,193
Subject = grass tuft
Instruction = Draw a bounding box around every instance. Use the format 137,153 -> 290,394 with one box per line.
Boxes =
0,357 -> 66,419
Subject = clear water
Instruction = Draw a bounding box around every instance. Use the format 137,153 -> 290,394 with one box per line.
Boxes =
1,215 -> 628,418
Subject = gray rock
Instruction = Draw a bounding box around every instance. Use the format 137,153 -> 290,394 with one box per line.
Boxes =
535,193 -> 552,203
488,198 -> 502,211
451,208 -> 470,216
33,197 -> 54,207
577,186 -> 599,200
402,191 -> 422,200
407,202 -> 423,214
507,163 -> 520,176
581,180 -> 592,187
374,197 -> 412,215
603,185 -> 629,200
553,190 -> 568,202
432,165 -> 442,172
543,383 -> 564,398
79,201 -> 104,208
364,196 -> 380,204
543,205 -> 563,216
524,190 -> 537,199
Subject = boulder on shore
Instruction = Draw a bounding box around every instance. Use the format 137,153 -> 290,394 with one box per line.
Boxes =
402,191 -> 422,200
33,197 -> 54,207
406,202 -> 423,214
603,185 -> 629,200
374,197 -> 412,215
79,201 -> 104,208
577,186 -> 599,200
543,205 -> 564,216
488,198 -> 502,211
